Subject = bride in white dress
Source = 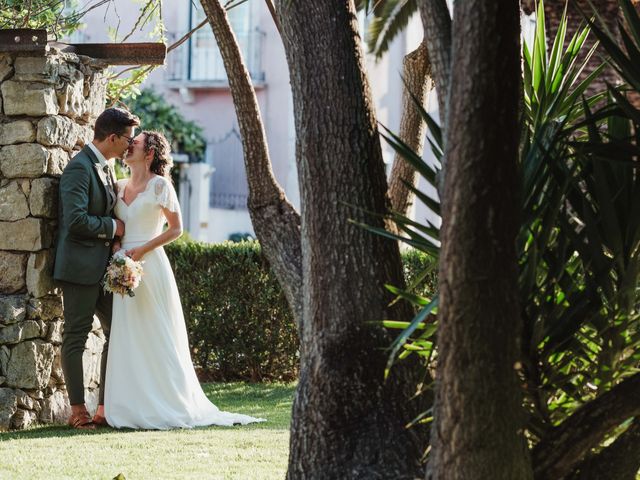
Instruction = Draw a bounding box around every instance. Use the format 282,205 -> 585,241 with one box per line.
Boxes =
104,131 -> 265,429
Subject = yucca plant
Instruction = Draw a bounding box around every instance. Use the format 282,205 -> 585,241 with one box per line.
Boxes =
371,2 -> 640,469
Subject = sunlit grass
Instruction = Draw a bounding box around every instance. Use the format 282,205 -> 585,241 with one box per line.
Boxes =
0,382 -> 295,480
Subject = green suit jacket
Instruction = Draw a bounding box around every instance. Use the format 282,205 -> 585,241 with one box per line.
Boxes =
53,146 -> 116,285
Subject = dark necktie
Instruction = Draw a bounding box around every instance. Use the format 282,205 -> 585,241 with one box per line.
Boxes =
103,164 -> 116,209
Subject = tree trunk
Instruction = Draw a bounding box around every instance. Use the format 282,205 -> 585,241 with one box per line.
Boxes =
426,1 -> 533,479
568,420 -> 640,480
199,0 -> 303,328
275,1 -> 428,478
387,41 -> 433,220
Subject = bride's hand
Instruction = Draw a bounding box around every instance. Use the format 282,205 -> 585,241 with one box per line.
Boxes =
125,247 -> 146,261
111,240 -> 122,254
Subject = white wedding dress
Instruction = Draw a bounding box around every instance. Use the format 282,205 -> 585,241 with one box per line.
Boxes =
104,175 -> 265,429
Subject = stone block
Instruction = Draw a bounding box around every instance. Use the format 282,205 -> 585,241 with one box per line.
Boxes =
15,389 -> 34,409
0,376 -> 5,385
0,218 -> 50,251
46,147 -> 70,176
74,124 -> 93,148
29,177 -> 58,218
0,345 -> 9,374
0,295 -> 27,325
0,181 -> 30,221
50,350 -> 63,381
0,251 -> 27,294
26,296 -> 63,321
39,389 -> 69,424
0,144 -> 49,178
82,74 -> 107,122
57,71 -> 84,119
26,250 -> 55,298
10,408 -> 38,429
13,56 -> 59,83
0,320 -> 41,344
83,331 -> 104,390
5,340 -> 55,390
0,388 -> 17,431
1,81 -> 58,116
0,120 -> 37,145
0,55 -> 13,82
37,116 -> 76,150
46,320 -> 63,345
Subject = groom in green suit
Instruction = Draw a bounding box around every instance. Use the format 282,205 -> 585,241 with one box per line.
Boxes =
53,108 -> 139,429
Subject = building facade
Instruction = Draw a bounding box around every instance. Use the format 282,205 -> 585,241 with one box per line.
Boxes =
74,2 -> 436,243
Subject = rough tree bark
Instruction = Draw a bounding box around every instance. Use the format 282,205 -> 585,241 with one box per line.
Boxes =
199,0 -> 303,328
568,420 -> 640,480
533,372 -> 640,480
418,0 -> 452,127
387,41 -> 433,219
273,1 -> 427,478
426,1 -> 533,479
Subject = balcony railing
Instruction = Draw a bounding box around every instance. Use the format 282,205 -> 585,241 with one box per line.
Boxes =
166,29 -> 265,87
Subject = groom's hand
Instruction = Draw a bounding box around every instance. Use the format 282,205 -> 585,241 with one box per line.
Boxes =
115,219 -> 125,237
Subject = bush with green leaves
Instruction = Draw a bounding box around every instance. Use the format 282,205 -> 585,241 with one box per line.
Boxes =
164,239 -> 435,382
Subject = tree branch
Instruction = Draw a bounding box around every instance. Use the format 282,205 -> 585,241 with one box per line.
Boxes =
533,373 -> 640,480
263,0 -> 282,37
386,40 -> 432,220
567,420 -> 640,480
418,0 -> 451,128
199,0 -> 303,326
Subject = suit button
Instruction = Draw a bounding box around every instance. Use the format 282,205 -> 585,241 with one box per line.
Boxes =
105,242 -> 110,246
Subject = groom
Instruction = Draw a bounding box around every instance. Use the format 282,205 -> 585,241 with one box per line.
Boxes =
53,107 -> 139,429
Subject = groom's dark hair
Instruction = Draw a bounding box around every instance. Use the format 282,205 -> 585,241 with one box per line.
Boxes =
94,107 -> 140,141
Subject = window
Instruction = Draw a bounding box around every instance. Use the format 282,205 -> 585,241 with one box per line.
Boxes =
168,2 -> 264,84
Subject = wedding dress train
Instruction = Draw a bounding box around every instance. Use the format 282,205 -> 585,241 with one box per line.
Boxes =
104,176 -> 265,429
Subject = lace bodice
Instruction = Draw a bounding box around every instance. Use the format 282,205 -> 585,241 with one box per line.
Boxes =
114,175 -> 180,245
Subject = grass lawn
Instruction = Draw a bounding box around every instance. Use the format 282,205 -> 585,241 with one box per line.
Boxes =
0,382 -> 295,480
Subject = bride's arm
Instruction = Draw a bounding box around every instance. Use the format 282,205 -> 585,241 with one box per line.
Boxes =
124,208 -> 183,261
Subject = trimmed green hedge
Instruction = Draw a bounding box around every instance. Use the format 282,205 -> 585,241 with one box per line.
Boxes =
165,240 -> 436,382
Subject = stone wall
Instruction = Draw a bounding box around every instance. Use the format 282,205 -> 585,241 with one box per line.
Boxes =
0,48 -> 108,430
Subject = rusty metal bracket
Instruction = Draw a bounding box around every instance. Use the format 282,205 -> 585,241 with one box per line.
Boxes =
57,42 -> 167,66
0,29 -> 47,53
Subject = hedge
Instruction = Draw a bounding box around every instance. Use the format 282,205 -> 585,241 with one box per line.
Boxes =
165,239 -> 436,382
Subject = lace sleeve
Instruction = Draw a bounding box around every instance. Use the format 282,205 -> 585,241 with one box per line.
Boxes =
154,177 -> 180,213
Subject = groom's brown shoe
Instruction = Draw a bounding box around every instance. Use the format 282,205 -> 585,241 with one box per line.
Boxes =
67,410 -> 95,430
92,414 -> 109,427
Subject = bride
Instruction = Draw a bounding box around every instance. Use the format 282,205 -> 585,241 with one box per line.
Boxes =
102,130 -> 265,429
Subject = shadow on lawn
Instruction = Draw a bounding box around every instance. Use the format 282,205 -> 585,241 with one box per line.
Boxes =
1,382 -> 296,440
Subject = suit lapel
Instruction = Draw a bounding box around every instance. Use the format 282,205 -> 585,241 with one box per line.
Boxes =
84,146 -> 115,214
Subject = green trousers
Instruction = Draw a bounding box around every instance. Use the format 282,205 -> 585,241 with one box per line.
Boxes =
60,281 -> 112,406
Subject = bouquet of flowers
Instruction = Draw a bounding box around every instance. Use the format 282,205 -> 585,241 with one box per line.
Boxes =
103,251 -> 144,297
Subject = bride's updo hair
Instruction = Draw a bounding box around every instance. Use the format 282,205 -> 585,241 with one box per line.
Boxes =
143,131 -> 173,178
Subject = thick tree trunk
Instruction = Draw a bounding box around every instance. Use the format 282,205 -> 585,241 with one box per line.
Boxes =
387,41 -> 433,220
426,1 -> 533,479
533,372 -> 640,480
568,420 -> 640,480
199,0 -> 303,327
275,1 -> 427,478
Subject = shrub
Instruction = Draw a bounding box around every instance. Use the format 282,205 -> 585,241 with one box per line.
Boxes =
165,239 -> 436,382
